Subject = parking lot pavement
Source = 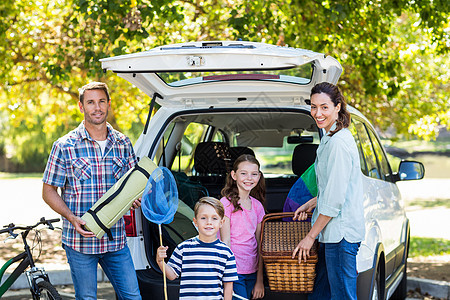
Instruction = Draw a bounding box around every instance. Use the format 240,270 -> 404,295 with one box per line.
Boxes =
1,177 -> 449,299
2,282 -> 116,299
0,177 -> 60,226
3,277 -> 449,299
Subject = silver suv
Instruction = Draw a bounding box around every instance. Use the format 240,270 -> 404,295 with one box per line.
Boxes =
101,41 -> 424,300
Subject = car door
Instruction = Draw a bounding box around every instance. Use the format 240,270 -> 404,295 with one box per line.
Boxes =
351,117 -> 401,278
100,41 -> 342,110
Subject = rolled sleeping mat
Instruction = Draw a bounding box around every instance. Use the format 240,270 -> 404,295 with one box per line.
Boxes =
81,156 -> 157,240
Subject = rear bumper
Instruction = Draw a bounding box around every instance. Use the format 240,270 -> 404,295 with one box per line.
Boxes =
137,269 -> 180,300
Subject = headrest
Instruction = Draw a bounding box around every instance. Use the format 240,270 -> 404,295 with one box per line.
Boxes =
194,142 -> 231,175
229,146 -> 255,167
292,144 -> 318,176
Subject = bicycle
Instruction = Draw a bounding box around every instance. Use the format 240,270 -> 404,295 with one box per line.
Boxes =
0,217 -> 62,299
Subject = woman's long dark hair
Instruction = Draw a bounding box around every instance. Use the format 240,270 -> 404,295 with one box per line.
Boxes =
310,82 -> 351,136
221,154 -> 266,212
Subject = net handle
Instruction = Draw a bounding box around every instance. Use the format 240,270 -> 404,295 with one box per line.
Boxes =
159,224 -> 168,300
259,212 -> 313,246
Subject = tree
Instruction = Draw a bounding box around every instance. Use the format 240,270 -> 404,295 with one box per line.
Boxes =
225,0 -> 449,138
0,0 -> 449,171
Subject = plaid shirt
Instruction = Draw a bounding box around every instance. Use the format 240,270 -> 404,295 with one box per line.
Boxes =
43,121 -> 137,254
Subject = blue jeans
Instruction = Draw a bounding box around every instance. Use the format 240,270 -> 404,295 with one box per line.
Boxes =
233,272 -> 257,300
63,244 -> 141,300
309,239 -> 360,300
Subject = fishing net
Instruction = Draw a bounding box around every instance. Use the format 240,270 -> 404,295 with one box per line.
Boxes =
142,167 -> 179,225
141,166 -> 179,300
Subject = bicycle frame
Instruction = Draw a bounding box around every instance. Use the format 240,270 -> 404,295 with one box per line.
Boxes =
0,228 -> 51,298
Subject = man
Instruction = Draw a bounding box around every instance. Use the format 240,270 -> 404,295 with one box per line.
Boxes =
42,82 -> 141,299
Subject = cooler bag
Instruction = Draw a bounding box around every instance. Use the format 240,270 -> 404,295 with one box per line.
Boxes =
81,156 -> 157,240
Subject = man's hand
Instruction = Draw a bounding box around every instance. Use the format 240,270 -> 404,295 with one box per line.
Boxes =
130,197 -> 141,211
68,215 -> 96,238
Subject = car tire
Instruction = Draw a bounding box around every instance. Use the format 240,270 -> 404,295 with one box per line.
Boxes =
371,261 -> 384,300
391,232 -> 410,300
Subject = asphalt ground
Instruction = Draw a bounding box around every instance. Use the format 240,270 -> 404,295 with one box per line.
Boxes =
0,177 -> 449,299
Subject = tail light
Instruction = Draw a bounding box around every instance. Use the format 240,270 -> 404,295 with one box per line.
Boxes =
124,210 -> 137,237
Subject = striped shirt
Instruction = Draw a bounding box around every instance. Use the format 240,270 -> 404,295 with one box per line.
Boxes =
168,236 -> 238,300
42,121 -> 137,254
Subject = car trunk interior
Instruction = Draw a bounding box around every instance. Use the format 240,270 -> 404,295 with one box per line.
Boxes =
141,108 -> 321,270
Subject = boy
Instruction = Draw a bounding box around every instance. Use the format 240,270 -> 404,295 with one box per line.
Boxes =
157,197 -> 238,300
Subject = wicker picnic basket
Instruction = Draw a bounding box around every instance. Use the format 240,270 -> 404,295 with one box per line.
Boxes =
260,212 -> 318,293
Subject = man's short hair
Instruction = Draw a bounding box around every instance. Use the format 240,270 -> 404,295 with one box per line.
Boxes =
78,82 -> 110,103
194,197 -> 225,219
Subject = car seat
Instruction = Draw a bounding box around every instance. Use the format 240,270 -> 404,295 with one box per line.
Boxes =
193,142 -> 231,175
229,146 -> 255,167
291,144 -> 318,176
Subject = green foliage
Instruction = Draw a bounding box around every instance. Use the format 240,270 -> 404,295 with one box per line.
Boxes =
409,236 -> 450,258
0,0 -> 449,171
226,0 -> 450,138
407,199 -> 450,209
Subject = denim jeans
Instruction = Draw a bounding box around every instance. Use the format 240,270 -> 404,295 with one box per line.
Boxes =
233,272 -> 257,300
309,239 -> 360,300
63,244 -> 141,300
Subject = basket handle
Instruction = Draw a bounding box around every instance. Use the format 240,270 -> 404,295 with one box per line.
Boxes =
262,211 -> 313,223
260,212 -> 313,245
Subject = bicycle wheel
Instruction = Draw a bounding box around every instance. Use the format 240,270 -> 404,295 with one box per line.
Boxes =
36,281 -> 62,300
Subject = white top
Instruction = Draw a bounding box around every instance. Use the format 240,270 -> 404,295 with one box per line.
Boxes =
313,123 -> 365,243
96,140 -> 107,156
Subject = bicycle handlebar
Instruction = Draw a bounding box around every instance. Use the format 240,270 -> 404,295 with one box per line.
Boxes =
0,217 -> 60,235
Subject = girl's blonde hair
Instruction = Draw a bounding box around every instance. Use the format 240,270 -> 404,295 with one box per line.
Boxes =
221,154 -> 266,212
194,197 -> 225,219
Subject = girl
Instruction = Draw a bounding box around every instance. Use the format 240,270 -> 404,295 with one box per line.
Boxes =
219,154 -> 266,300
292,82 -> 365,299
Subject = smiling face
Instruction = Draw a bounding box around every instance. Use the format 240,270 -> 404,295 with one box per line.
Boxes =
310,92 -> 341,133
193,203 -> 224,242
78,89 -> 110,126
231,161 -> 261,194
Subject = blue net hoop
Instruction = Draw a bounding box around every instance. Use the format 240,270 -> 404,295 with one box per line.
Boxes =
141,167 -> 179,225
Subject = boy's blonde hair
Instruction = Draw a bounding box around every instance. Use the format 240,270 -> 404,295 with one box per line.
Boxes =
194,197 -> 225,219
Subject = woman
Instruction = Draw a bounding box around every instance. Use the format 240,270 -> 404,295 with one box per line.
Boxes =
292,82 -> 365,299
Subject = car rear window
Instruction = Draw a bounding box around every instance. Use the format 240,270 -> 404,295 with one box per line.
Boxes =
156,63 -> 313,87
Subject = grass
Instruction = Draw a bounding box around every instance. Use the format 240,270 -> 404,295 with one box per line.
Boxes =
409,236 -> 450,258
0,172 -> 43,179
407,198 -> 450,209
386,138 -> 450,153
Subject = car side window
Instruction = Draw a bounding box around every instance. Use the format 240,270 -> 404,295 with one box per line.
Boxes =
172,122 -> 207,174
367,128 -> 392,182
349,120 -> 369,176
353,119 -> 381,180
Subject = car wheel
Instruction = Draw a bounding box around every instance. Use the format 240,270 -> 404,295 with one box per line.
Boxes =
371,262 -> 383,300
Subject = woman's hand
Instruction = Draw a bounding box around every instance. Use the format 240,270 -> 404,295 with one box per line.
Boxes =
293,197 -> 317,221
292,234 -> 315,264
292,214 -> 332,264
